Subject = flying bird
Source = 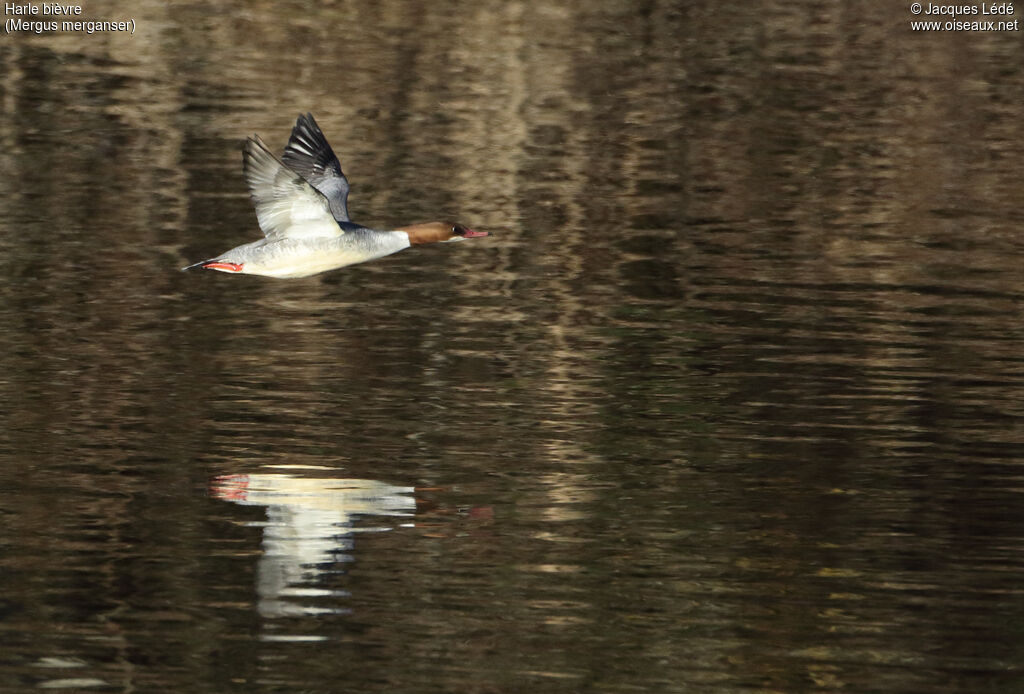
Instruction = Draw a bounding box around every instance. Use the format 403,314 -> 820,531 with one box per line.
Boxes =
184,113 -> 487,278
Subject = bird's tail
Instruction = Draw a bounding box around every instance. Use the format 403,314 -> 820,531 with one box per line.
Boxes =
182,259 -> 244,273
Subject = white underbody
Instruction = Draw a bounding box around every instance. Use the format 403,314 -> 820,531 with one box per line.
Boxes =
212,230 -> 412,278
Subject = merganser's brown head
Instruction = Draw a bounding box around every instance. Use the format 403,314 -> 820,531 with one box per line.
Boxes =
400,222 -> 488,244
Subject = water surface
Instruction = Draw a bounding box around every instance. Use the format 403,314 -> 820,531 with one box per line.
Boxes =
3,1 -> 1024,692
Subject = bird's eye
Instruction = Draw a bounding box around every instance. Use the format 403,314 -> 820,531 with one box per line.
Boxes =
452,225 -> 464,235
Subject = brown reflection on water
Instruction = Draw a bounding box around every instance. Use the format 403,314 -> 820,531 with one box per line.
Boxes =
3,1 -> 1024,692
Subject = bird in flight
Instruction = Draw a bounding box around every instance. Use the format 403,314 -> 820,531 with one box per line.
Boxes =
184,113 -> 487,278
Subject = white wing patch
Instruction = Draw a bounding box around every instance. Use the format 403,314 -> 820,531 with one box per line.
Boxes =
243,136 -> 343,240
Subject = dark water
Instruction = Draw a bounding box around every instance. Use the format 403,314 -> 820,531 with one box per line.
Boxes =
3,1 -> 1024,692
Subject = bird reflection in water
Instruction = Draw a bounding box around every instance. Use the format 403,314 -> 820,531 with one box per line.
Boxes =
210,467 -> 417,628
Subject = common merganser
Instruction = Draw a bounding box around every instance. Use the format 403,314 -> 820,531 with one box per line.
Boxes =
183,113 -> 487,278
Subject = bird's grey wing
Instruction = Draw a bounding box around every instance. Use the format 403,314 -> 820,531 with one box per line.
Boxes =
243,135 -> 344,240
281,112 -> 352,223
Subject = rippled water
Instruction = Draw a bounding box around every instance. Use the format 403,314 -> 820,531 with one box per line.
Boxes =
3,1 -> 1024,692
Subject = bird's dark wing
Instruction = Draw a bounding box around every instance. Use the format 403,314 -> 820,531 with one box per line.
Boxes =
281,112 -> 352,223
